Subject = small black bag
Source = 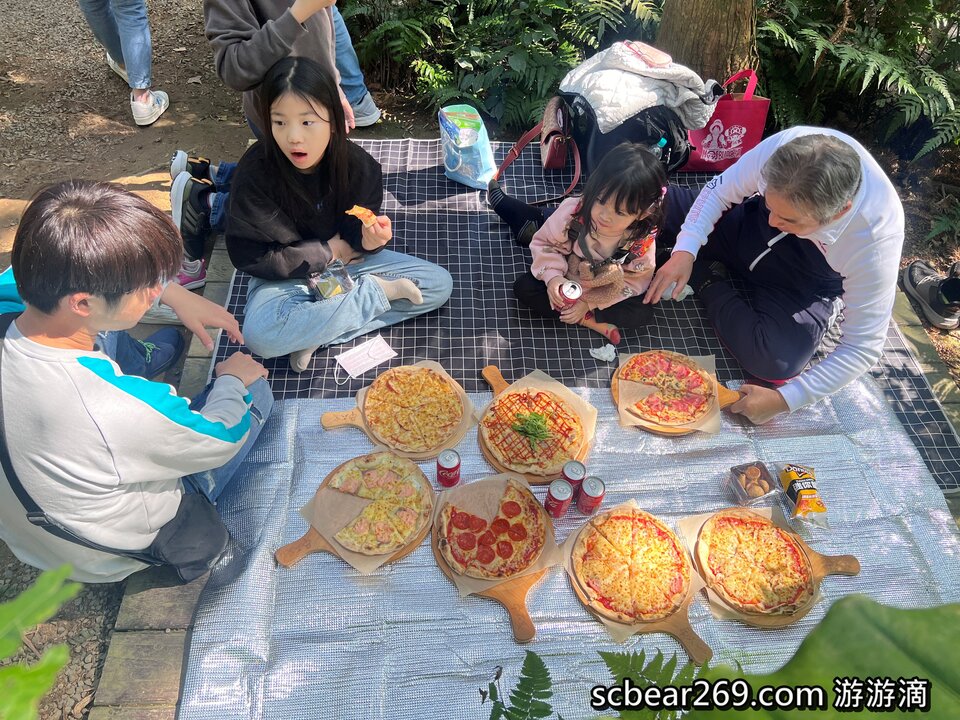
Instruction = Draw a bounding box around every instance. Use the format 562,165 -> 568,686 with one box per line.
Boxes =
561,92 -> 692,175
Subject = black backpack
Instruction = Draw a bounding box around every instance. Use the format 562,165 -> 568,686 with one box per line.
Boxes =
561,92 -> 691,175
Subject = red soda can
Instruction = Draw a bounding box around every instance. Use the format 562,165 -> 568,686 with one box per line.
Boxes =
561,460 -> 587,498
544,479 -> 574,519
557,281 -> 583,308
577,477 -> 605,514
436,449 -> 461,488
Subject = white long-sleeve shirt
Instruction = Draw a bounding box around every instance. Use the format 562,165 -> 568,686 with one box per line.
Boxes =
0,322 -> 253,582
673,126 -> 904,411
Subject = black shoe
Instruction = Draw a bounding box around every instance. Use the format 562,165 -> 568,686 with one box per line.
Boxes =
486,177 -> 505,209
171,171 -> 214,258
170,150 -> 213,185
901,260 -> 960,330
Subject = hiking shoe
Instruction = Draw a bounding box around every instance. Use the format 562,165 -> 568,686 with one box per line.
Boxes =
113,328 -> 185,379
351,92 -> 382,127
176,258 -> 207,290
131,89 -> 169,126
106,53 -> 128,84
902,260 -> 960,330
171,171 -> 214,260
140,299 -> 182,325
170,150 -> 213,184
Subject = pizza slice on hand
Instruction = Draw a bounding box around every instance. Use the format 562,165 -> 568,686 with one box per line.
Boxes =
345,204 -> 378,227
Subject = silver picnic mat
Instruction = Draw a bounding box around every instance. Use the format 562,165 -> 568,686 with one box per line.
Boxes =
178,377 -> 960,719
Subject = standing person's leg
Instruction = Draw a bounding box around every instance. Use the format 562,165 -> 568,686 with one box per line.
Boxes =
241,250 -> 453,360
331,6 -> 381,126
76,0 -> 125,66
181,378 -> 275,502
110,0 -> 168,124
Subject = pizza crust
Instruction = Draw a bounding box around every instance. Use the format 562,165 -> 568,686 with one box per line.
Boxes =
696,508 -> 815,615
479,388 -> 584,475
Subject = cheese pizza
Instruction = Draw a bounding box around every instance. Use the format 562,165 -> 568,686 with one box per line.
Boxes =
328,453 -> 434,555
363,366 -> 465,453
345,204 -> 377,227
479,388 -> 584,475
619,350 -> 716,426
572,507 -> 691,623
696,508 -> 815,615
438,478 -> 546,580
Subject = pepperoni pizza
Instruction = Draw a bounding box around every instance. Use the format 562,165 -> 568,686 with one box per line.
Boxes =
438,478 -> 546,579
619,350 -> 715,426
696,508 -> 815,615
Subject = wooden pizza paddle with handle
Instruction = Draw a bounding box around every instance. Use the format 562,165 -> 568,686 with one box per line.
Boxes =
320,407 -> 366,432
274,456 -> 434,569
611,365 -> 742,437
479,365 -> 590,485
431,530 -> 546,644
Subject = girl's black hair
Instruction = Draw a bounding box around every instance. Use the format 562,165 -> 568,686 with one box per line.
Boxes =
576,143 -> 667,242
258,56 -> 350,219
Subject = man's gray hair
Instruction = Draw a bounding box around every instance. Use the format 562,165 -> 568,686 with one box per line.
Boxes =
761,134 -> 863,224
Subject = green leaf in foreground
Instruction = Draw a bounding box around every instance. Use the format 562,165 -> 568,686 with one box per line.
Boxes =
688,595 -> 960,719
487,650 -> 554,720
512,412 -> 552,452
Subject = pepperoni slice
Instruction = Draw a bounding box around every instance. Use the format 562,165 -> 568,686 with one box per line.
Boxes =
673,363 -> 691,378
507,523 -> 528,541
456,532 -> 476,550
655,355 -> 672,372
478,530 -> 496,546
684,373 -> 704,390
468,515 -> 488,533
497,541 -> 514,558
476,545 -> 496,565
451,511 -> 471,530
501,501 -> 522,518
638,361 -> 658,378
491,518 -> 510,535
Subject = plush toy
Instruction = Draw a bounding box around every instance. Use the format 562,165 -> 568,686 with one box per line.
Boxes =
566,254 -> 626,309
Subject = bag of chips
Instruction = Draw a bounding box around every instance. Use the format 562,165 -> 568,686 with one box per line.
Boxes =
775,463 -> 828,529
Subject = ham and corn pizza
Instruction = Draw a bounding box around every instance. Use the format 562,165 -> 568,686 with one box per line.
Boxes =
572,507 -> 691,623
328,453 -> 433,555
345,204 -> 378,227
438,478 -> 546,580
363,366 -> 465,453
480,388 -> 584,475
619,350 -> 715,426
696,508 -> 815,615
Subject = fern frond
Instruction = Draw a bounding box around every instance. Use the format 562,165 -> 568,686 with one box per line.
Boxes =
598,650 -> 703,720
758,19 -> 801,53
503,651 -> 554,720
918,66 -> 956,111
925,200 -> 960,242
916,111 -> 960,159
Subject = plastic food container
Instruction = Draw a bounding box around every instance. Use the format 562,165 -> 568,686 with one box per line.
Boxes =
727,461 -> 778,505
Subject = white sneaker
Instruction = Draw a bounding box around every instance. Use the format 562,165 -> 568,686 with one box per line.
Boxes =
141,300 -> 183,325
106,53 -> 129,83
131,90 -> 169,126
351,92 -> 382,127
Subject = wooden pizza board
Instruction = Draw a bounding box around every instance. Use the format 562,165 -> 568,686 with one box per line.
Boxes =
694,532 -> 860,629
611,364 -> 742,437
478,365 -> 590,485
274,455 -> 434,569
430,503 -> 554,644
320,364 -> 470,460
567,525 -> 713,665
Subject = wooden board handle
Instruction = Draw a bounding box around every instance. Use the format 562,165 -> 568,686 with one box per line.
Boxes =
321,408 -> 364,430
481,365 -> 509,395
275,528 -> 329,568
667,622 -> 713,666
818,553 -> 861,576
504,602 -> 536,644
718,384 -> 742,409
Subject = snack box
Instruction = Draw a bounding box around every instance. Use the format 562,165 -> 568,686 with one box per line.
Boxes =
726,461 -> 778,505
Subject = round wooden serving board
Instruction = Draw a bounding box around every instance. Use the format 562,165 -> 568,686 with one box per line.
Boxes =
274,455 -> 435,569
694,529 -> 860,628
320,365 -> 469,460
567,525 -> 713,665
611,364 -> 742,437
478,365 -> 590,485
431,492 -> 554,644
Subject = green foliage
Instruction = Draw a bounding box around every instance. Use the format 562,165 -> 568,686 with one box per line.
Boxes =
0,566 -> 81,720
345,0 -> 660,129
927,194 -> 960,244
757,1 -> 960,159
599,650 -> 702,720
484,650 -> 554,720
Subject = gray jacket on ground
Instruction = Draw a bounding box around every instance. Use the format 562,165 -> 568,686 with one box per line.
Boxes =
203,0 -> 337,132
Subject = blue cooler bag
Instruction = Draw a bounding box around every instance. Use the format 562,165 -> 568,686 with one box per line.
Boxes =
439,104 -> 496,189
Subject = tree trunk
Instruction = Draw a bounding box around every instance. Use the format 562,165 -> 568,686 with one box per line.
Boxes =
655,0 -> 756,84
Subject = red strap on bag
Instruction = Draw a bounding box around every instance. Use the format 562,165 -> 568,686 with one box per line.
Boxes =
494,113 -> 581,205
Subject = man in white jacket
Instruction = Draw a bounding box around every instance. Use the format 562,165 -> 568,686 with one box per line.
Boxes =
646,127 -> 904,424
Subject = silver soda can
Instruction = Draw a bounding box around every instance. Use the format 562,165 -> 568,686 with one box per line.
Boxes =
577,477 -> 605,514
544,479 -> 574,519
436,449 -> 461,488
557,281 -> 583,308
561,460 -> 587,497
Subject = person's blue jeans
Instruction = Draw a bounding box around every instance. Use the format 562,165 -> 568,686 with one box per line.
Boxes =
241,250 -> 453,358
76,0 -> 153,89
181,377 -> 274,502
208,162 -> 237,233
332,6 -> 369,107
